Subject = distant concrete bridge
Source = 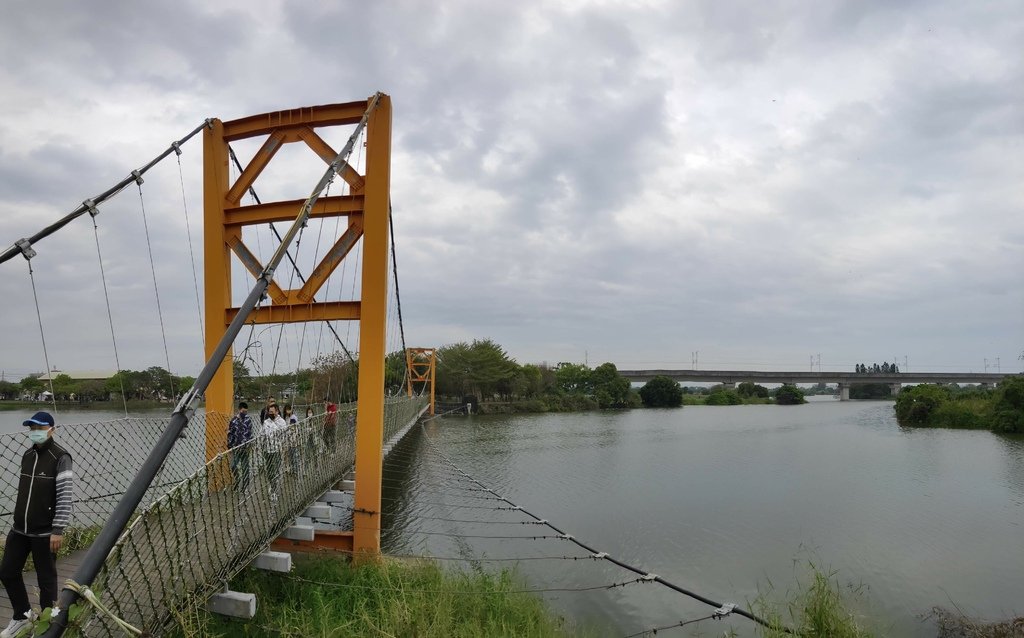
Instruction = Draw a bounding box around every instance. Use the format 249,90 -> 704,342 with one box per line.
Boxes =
617,369 -> 1019,401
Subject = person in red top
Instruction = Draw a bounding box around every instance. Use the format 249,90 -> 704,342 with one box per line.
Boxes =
323,398 -> 338,450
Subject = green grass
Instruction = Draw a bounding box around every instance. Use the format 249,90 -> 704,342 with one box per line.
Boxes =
176,554 -> 576,637
754,564 -> 874,638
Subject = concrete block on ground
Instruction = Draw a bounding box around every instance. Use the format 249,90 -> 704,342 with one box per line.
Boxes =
280,524 -> 315,541
252,551 -> 292,573
303,504 -> 331,519
339,479 -> 355,491
206,591 -> 257,619
320,490 -> 348,503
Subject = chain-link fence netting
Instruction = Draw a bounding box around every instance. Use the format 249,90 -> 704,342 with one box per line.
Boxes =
0,412 -> 231,539
76,396 -> 426,637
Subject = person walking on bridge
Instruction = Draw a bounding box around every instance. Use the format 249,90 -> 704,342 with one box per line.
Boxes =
0,412 -> 73,638
261,404 -> 287,495
227,402 -> 255,491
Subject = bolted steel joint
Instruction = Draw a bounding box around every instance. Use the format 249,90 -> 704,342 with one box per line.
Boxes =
15,238 -> 36,260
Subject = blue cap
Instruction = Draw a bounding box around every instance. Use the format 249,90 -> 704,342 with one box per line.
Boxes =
23,411 -> 54,427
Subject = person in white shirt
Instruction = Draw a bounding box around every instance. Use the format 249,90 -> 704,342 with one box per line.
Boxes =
261,404 -> 287,487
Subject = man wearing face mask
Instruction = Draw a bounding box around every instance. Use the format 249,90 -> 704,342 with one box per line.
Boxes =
0,412 -> 73,638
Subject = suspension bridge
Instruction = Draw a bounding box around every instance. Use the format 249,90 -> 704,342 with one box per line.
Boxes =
0,95 -> 788,637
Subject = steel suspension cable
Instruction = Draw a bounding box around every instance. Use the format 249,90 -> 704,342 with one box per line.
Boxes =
20,251 -> 57,414
88,210 -> 129,416
176,153 -> 205,352
388,203 -> 407,356
0,120 -> 210,267
135,183 -> 177,401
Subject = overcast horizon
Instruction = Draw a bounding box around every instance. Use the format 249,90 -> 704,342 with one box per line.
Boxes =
1,1 -> 1021,382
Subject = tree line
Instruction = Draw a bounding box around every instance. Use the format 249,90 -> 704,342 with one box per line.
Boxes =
0,367 -> 195,402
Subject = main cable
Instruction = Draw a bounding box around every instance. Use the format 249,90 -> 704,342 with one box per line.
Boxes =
0,120 -> 211,267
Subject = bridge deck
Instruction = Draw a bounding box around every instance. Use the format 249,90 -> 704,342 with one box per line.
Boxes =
0,548 -> 88,624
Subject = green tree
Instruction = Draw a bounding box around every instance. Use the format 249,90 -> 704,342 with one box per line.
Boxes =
706,389 -> 742,405
894,384 -> 950,425
20,376 -> 44,397
436,339 -> 519,400
0,380 -> 19,400
591,362 -> 631,408
554,363 -> 591,395
51,374 -> 77,401
774,384 -> 807,405
639,376 -> 683,408
516,364 -> 544,399
991,376 -> 1024,433
737,382 -> 769,398
78,379 -> 108,401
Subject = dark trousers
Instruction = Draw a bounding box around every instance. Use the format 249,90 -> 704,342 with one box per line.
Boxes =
0,530 -> 57,617
230,448 -> 251,491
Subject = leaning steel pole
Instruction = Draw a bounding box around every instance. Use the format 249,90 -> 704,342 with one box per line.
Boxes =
42,93 -> 383,638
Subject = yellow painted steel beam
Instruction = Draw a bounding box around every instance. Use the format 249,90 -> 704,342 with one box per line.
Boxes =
226,235 -> 288,304
203,118 -> 234,462
225,130 -> 285,205
224,196 -> 363,226
353,95 -> 391,557
224,301 -> 360,325
298,127 -> 366,193
295,219 -> 364,303
221,100 -> 369,141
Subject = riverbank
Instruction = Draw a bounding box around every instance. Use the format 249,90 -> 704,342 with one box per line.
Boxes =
179,554 -> 577,637
894,377 -> 1024,433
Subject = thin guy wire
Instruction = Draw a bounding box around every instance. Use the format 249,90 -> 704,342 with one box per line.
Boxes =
176,154 -> 205,352
90,216 -> 129,416
136,183 -> 176,401
25,260 -> 57,414
623,614 -> 719,638
276,572 -> 650,595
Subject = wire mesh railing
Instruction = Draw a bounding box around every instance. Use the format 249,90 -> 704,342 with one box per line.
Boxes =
0,395 -> 425,635
73,396 -> 426,637
0,413 -> 230,536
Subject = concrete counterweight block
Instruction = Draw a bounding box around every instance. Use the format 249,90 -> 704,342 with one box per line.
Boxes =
252,551 -> 292,573
206,590 -> 257,619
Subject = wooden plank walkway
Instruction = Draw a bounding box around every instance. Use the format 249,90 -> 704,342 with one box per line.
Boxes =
0,548 -> 89,622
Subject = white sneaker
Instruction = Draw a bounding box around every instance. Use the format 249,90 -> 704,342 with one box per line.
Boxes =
0,610 -> 37,638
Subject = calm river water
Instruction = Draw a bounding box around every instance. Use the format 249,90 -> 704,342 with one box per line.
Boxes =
381,398 -> 1024,637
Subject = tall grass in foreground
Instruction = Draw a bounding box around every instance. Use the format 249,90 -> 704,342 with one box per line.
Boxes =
177,555 -> 576,637
754,565 -> 874,638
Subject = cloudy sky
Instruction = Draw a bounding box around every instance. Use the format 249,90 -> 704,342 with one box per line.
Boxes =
0,0 -> 1021,382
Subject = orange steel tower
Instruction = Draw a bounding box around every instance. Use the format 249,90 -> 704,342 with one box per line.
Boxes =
203,96 -> 392,554
406,347 -> 436,415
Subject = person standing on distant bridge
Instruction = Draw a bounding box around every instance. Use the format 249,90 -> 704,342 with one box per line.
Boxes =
261,404 -> 287,499
227,402 -> 255,491
0,412 -> 73,638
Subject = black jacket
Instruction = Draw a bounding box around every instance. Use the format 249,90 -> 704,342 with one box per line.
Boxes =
13,438 -> 73,536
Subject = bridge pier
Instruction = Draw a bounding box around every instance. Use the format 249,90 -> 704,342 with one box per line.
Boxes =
721,382 -> 736,390
890,383 -> 902,396
838,383 -> 850,401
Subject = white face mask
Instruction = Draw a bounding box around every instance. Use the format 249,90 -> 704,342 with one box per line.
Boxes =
28,429 -> 50,444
